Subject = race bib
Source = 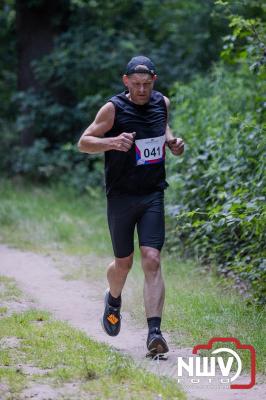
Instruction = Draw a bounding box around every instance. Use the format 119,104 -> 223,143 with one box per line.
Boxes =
135,135 -> 166,166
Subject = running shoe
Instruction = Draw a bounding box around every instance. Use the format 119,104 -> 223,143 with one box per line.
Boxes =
101,289 -> 121,336
146,327 -> 169,354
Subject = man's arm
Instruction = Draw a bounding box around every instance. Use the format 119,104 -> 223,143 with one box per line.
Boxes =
78,102 -> 135,154
164,96 -> 184,156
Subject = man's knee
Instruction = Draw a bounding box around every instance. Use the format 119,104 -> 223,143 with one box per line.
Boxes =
141,247 -> 161,274
114,252 -> 134,272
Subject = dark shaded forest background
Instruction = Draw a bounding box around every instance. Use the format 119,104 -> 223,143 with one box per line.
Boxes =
0,0 -> 265,303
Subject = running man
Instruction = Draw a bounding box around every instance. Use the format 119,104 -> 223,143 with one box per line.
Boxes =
78,56 -> 184,355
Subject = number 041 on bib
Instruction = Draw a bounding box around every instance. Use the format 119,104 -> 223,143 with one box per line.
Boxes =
135,135 -> 166,166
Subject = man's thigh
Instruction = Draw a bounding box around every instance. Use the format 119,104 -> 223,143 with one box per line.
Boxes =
107,195 -> 138,258
137,192 -> 165,251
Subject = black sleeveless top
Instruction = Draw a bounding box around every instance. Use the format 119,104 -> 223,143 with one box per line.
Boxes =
104,90 -> 168,197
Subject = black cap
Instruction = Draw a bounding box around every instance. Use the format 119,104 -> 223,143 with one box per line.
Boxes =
125,56 -> 156,76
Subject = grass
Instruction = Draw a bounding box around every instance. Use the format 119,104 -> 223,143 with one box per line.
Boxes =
0,179 -> 112,255
0,275 -> 22,301
163,258 -> 266,373
0,306 -> 8,315
0,310 -> 185,399
0,179 -> 265,377
0,277 -> 185,400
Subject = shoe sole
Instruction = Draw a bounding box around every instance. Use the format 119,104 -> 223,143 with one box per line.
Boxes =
146,352 -> 168,360
147,337 -> 169,354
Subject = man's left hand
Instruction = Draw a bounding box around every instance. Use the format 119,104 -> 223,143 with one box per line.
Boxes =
167,138 -> 184,156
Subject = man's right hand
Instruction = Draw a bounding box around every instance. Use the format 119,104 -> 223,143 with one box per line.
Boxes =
113,132 -> 136,152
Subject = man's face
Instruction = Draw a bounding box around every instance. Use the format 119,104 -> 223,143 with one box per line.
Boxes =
122,73 -> 157,105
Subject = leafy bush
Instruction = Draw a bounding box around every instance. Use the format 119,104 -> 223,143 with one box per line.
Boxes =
0,119 -> 17,174
9,139 -> 104,193
166,64 -> 266,304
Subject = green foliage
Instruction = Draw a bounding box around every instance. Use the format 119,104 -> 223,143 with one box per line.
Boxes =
1,0 -> 264,146
12,0 -> 229,145
166,63 -> 266,304
13,89 -> 89,143
215,0 -> 266,72
166,4 -> 265,304
9,139 -> 104,192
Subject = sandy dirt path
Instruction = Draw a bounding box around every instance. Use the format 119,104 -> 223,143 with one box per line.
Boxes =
0,244 -> 265,400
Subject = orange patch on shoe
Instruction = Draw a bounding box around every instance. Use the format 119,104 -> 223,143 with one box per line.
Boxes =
107,314 -> 119,325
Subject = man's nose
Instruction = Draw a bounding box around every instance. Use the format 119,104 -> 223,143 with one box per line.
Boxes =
139,85 -> 145,93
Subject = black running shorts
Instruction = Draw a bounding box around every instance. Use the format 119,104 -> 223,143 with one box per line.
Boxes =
107,191 -> 165,258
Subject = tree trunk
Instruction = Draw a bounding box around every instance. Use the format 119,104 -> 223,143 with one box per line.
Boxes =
16,0 -> 69,146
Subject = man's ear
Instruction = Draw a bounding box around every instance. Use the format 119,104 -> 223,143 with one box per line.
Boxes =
152,74 -> 157,82
122,74 -> 129,87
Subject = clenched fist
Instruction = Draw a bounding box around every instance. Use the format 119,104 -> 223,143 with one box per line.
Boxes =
113,132 -> 136,152
167,138 -> 184,156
